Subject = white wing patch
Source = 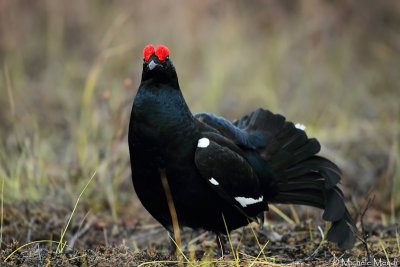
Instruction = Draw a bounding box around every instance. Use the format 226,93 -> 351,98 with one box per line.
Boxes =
234,196 -> 264,207
197,137 -> 210,148
209,177 -> 219,185
295,123 -> 306,131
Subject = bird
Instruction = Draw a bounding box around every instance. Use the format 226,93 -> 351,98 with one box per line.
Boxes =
128,44 -> 356,250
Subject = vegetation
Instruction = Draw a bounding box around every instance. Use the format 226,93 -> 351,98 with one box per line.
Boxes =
1,1 -> 399,265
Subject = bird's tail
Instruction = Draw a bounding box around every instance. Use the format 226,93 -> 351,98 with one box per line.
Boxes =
233,108 -> 356,249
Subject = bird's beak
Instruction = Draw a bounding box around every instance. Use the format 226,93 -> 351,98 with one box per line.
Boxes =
148,60 -> 159,70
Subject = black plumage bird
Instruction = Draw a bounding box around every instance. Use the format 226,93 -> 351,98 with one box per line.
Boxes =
128,44 -> 356,249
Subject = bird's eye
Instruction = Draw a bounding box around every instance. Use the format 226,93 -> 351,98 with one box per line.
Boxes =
165,56 -> 169,60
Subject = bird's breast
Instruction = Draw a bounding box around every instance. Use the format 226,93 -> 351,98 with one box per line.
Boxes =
130,101 -> 196,164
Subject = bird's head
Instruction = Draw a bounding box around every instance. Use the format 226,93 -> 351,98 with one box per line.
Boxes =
141,44 -> 178,86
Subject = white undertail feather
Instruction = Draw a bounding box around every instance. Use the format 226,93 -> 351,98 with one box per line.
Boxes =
234,196 -> 264,207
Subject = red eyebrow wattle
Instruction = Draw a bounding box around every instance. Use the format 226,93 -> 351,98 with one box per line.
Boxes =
143,44 -> 155,62
155,45 -> 170,61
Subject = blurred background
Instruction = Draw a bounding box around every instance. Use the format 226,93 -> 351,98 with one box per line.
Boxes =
1,0 -> 399,249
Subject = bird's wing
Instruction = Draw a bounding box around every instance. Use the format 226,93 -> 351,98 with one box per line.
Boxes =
194,112 -> 267,149
194,132 -> 267,217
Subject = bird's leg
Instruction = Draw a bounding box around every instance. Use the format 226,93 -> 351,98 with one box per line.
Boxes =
167,230 -> 177,256
258,212 -> 265,230
215,233 -> 227,258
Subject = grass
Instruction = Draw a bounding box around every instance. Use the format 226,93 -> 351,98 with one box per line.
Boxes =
56,171 -> 97,253
137,216 -> 280,267
3,170 -> 96,262
1,0 -> 400,265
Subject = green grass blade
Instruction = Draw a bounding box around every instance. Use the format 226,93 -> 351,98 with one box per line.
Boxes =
168,234 -> 195,267
56,170 -> 97,253
222,213 -> 239,267
4,240 -> 67,262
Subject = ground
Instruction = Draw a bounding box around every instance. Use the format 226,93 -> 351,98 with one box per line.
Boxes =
1,200 -> 399,266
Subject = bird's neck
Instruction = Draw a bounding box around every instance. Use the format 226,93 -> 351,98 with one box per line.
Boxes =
130,82 -> 196,149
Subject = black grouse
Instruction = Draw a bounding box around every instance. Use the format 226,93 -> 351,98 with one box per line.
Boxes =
128,44 -> 356,249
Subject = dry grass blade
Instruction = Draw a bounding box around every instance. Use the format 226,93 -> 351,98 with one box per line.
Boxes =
289,205 -> 300,224
308,219 -> 314,248
379,239 -> 391,267
269,205 -> 295,225
4,64 -> 15,118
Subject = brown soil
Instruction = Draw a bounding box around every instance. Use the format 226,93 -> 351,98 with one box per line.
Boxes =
1,203 -> 399,266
